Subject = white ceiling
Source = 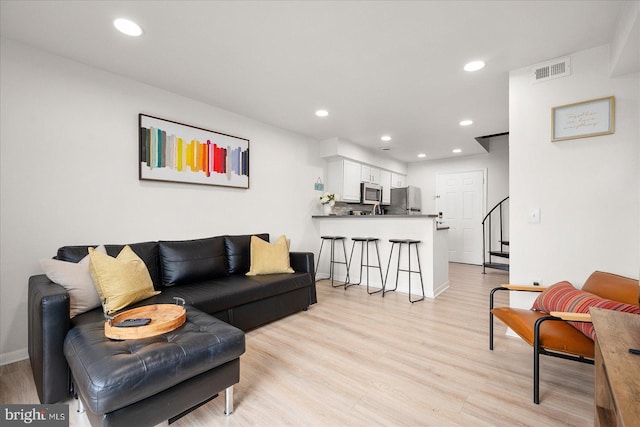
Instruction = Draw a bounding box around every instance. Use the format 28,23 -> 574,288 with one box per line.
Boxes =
0,1 -> 626,162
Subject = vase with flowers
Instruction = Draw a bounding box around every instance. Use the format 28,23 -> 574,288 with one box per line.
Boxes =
319,192 -> 338,215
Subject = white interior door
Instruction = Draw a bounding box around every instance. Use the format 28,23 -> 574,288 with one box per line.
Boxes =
436,170 -> 485,264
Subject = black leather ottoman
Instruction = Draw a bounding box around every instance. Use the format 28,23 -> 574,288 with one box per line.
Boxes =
64,306 -> 245,427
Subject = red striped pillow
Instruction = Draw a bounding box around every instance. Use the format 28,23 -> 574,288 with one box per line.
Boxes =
532,281 -> 640,339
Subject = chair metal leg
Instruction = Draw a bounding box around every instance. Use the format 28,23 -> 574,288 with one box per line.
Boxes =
489,311 -> 494,351
533,326 -> 542,405
489,287 -> 508,350
533,315 -> 560,404
491,291 -> 594,404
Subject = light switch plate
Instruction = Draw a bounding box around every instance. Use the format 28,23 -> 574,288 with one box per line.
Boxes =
528,208 -> 541,223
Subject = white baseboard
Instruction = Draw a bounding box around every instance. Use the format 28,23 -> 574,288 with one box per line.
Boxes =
432,281 -> 450,298
0,347 -> 28,366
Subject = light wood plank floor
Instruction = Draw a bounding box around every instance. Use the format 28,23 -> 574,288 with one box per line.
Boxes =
1,264 -> 594,426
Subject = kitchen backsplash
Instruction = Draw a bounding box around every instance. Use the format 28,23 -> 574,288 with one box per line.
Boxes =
331,201 -> 378,216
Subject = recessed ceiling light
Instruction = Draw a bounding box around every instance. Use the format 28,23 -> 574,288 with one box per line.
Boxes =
113,18 -> 143,37
381,135 -> 392,142
459,119 -> 473,126
315,110 -> 329,117
417,153 -> 426,158
464,60 -> 485,72
452,148 -> 462,153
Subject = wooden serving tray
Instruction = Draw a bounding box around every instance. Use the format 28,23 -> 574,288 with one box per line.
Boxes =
104,304 -> 186,340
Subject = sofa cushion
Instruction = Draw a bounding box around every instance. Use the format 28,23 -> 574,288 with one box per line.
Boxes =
40,245 -> 107,318
531,281 -> 575,312
151,272 -> 312,314
159,236 -> 228,287
57,242 -> 161,289
582,270 -> 640,305
224,233 -> 269,274
532,281 -> 640,339
88,246 -> 160,314
246,235 -> 294,276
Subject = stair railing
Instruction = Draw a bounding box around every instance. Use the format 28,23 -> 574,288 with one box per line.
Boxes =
482,196 -> 509,273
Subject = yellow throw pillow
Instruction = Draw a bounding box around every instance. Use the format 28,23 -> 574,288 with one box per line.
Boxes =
246,235 -> 294,276
89,245 -> 160,314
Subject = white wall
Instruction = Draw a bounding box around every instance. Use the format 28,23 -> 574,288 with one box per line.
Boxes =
0,39 -> 324,363
509,44 -> 639,309
408,137 -> 509,215
319,137 -> 408,174
609,0 -> 640,77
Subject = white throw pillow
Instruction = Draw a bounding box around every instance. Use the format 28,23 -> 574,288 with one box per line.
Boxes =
40,245 -> 107,318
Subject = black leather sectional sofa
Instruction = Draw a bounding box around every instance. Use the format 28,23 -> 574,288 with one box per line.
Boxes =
28,233 -> 316,409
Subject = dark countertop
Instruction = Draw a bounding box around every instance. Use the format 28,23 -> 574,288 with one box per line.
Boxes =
312,214 -> 438,219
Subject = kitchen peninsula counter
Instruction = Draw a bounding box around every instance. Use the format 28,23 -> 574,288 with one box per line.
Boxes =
313,214 -> 433,218
312,214 -> 449,298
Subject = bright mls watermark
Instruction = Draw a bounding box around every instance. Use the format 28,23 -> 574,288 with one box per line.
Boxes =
1,405 -> 68,426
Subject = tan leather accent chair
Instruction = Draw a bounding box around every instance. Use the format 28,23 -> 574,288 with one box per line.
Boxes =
489,271 -> 639,404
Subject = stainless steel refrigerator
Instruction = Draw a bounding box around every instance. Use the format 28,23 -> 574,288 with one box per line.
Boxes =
388,186 -> 422,215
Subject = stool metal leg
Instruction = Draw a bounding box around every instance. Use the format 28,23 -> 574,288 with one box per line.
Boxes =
409,243 -> 425,303
349,239 -> 383,294
348,240 -> 363,286
341,238 -> 352,288
384,241 -> 425,303
367,240 -> 383,295
365,241 -> 370,292
395,243 -> 402,292
383,242 -> 398,296
326,238 -> 350,288
329,240 -> 340,288
407,243 -> 412,300
314,239 -> 326,281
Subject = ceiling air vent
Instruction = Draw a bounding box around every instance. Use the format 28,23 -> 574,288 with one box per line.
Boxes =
531,56 -> 571,83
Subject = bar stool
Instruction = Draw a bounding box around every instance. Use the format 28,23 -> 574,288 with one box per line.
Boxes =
348,237 -> 384,294
383,239 -> 425,303
315,236 -> 351,289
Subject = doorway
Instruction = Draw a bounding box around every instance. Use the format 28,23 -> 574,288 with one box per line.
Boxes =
436,170 -> 486,264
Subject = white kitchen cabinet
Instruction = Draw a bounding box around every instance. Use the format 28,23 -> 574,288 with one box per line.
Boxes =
327,159 -> 362,202
371,167 -> 380,184
391,172 -> 407,188
380,170 -> 391,205
360,165 -> 380,184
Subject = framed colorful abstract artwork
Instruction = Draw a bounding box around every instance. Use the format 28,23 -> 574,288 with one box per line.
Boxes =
139,114 -> 250,188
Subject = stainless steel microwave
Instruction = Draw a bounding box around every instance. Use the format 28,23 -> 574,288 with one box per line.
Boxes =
360,182 -> 382,204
